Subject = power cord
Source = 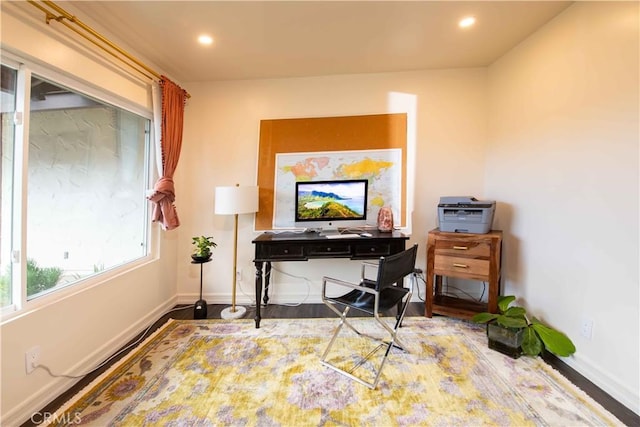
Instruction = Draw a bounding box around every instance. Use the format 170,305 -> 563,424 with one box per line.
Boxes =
234,263 -> 313,308
235,271 -> 258,307
267,264 -> 312,307
33,304 -> 192,379
440,286 -> 477,301
412,268 -> 426,302
478,281 -> 487,301
410,270 -> 486,303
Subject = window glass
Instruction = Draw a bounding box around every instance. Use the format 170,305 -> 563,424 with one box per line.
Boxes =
1,65 -> 17,307
26,75 -> 150,299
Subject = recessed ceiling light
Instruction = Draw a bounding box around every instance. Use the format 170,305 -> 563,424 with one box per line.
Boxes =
459,16 -> 476,28
198,34 -> 213,45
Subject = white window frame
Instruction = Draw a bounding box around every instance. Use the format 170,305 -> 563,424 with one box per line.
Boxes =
1,52 -> 157,321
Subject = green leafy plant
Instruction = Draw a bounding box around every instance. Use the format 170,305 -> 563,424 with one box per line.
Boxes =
191,236 -> 217,258
0,259 -> 63,302
472,295 -> 576,357
0,272 -> 10,306
26,258 -> 63,296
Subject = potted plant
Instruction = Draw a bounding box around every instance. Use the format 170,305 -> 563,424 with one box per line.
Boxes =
191,236 -> 217,262
472,295 -> 576,359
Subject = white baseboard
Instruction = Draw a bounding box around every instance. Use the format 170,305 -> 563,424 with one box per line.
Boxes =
176,291 -> 323,306
177,292 -> 425,307
2,297 -> 179,427
563,352 -> 640,416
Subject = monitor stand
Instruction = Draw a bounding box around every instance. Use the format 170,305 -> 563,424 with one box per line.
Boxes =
319,228 -> 341,237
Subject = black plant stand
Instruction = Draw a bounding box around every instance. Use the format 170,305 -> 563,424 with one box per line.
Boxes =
191,257 -> 212,319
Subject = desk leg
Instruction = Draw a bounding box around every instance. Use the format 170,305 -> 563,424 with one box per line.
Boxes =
263,262 -> 272,305
254,261 -> 263,329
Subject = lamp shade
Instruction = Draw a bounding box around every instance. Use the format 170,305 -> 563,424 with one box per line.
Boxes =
215,185 -> 259,215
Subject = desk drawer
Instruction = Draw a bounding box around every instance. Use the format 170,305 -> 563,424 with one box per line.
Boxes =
434,240 -> 491,258
354,243 -> 391,257
307,243 -> 352,257
266,245 -> 305,259
434,255 -> 489,278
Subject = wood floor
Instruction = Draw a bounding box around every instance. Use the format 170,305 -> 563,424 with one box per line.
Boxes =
25,302 -> 638,427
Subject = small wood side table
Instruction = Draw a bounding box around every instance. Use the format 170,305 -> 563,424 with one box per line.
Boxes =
425,228 -> 502,319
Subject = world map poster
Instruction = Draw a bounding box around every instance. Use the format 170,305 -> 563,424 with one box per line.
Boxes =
273,149 -> 402,228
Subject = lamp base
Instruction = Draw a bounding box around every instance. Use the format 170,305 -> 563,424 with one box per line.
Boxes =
220,305 -> 247,319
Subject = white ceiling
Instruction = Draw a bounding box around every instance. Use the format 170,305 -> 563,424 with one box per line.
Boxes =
63,1 -> 573,83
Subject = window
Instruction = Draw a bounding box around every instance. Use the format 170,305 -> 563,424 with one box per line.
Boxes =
1,61 -> 152,310
1,65 -> 17,307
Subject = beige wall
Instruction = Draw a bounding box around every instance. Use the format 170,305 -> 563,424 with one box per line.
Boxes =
486,1 -> 639,412
0,4 -> 179,425
0,3 -> 149,109
177,69 -> 488,305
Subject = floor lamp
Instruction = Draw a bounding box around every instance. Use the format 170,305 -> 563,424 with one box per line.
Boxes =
215,184 -> 259,319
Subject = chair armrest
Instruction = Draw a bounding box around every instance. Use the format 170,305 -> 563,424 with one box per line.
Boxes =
322,276 -> 377,297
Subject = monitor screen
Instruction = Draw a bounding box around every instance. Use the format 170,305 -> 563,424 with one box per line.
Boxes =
294,179 -> 368,230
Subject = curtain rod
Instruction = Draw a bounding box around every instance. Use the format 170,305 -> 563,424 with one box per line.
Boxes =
26,0 -> 190,98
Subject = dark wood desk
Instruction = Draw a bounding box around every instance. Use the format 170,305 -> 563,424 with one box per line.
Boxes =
252,230 -> 409,328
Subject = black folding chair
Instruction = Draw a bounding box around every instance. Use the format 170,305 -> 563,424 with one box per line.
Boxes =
320,244 -> 418,389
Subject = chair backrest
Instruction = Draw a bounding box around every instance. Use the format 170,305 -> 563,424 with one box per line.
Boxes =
375,244 -> 418,291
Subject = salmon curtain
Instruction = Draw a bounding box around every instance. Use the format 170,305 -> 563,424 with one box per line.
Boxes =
148,76 -> 187,230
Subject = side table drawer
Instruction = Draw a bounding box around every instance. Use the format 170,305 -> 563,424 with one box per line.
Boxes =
434,255 -> 489,278
434,240 -> 491,258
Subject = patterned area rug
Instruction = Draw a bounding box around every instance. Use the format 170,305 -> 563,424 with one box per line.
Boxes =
47,317 -> 622,426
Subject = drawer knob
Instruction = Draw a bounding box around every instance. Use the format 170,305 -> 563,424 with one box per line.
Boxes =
453,246 -> 468,250
370,247 -> 375,252
327,248 -> 331,252
453,263 -> 469,268
284,249 -> 289,254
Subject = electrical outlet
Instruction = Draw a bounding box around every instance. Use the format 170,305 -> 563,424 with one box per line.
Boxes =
581,318 -> 593,340
25,345 -> 41,374
236,269 -> 242,282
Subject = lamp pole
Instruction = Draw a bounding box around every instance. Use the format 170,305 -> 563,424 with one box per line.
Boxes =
215,183 -> 258,320
231,210 -> 239,313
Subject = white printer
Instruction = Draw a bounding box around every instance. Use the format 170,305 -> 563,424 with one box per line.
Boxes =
438,196 -> 496,234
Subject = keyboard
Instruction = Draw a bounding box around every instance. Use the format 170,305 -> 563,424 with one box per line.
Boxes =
325,233 -> 361,239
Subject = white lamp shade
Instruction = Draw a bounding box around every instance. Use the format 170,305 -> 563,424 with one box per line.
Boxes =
215,185 -> 259,215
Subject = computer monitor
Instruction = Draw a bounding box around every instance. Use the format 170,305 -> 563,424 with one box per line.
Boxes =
294,179 -> 368,234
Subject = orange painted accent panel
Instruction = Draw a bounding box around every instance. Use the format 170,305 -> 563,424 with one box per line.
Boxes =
256,113 -> 407,230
